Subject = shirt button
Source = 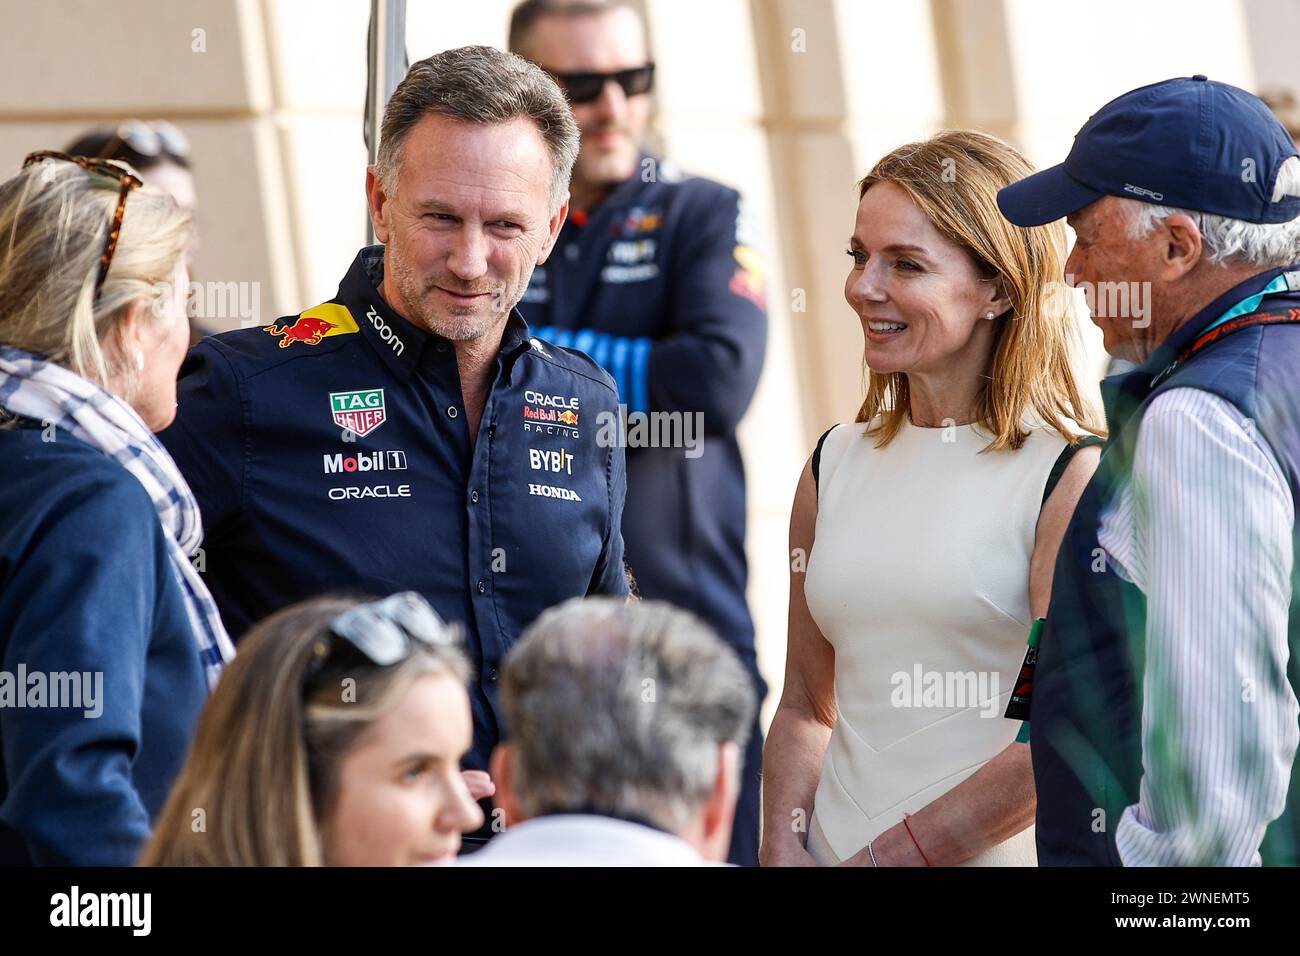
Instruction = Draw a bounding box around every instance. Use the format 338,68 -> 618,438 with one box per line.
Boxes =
447,406 -> 458,419
470,490 -> 479,503
487,667 -> 499,683
477,580 -> 486,594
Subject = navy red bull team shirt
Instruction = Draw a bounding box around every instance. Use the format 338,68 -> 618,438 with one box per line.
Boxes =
160,245 -> 629,779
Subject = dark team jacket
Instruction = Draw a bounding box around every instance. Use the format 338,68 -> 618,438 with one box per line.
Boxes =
1033,266 -> 1300,866
0,421 -> 206,865
160,246 -> 629,774
516,156 -> 768,670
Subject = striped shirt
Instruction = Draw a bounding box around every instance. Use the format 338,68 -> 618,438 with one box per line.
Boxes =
1098,386 -> 1298,865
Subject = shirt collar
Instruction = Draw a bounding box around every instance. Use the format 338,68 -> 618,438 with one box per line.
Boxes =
1138,265 -> 1296,382
539,804 -> 671,834
488,814 -> 708,865
1101,265 -> 1298,433
340,245 -> 535,380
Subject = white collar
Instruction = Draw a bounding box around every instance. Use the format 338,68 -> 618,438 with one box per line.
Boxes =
457,814 -> 718,867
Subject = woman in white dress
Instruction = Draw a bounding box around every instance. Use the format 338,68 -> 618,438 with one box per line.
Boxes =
761,130 -> 1106,867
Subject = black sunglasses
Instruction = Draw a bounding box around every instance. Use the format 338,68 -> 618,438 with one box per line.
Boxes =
548,63 -> 655,105
303,592 -> 458,697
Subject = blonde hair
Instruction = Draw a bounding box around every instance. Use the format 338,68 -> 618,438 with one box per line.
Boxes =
855,129 -> 1104,450
0,157 -> 191,397
139,595 -> 471,867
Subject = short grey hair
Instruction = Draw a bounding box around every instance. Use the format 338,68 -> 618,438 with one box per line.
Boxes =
1124,156 -> 1300,268
376,45 -> 579,212
500,597 -> 756,833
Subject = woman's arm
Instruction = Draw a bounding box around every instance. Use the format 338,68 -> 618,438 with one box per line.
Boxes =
759,456 -> 838,866
1029,443 -> 1101,618
842,444 -> 1102,866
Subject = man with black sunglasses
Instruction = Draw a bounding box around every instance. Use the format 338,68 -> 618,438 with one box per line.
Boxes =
509,0 -> 769,867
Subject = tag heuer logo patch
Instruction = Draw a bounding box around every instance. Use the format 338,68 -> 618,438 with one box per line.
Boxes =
330,388 -> 386,437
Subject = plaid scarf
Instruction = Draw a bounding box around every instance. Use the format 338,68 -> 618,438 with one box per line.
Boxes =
0,346 -> 234,687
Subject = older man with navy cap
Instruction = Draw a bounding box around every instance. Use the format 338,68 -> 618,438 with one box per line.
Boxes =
998,75 -> 1300,866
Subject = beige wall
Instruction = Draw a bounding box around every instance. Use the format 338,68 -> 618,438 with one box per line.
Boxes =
0,0 -> 1276,728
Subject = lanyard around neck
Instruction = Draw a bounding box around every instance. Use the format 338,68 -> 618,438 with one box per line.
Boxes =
1150,273 -> 1299,387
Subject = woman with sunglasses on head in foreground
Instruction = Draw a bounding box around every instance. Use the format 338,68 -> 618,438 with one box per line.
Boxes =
141,593 -> 486,866
0,152 -> 233,865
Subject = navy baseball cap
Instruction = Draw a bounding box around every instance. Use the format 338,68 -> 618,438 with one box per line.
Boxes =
998,75 -> 1300,227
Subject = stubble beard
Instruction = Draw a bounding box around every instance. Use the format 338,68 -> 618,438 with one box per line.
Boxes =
390,253 -> 517,343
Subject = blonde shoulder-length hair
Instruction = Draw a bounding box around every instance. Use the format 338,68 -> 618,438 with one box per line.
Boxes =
855,129 -> 1105,450
139,595 -> 471,867
0,157 -> 191,396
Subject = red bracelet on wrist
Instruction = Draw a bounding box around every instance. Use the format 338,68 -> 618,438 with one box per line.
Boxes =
901,813 -> 932,867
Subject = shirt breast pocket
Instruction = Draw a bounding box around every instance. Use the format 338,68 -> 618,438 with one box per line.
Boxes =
489,421 -> 610,621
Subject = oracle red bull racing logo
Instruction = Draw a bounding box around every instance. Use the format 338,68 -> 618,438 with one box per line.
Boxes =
522,390 -> 580,436
330,388 -> 386,438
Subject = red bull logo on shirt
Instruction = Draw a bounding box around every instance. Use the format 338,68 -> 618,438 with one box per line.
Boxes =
330,388 -> 386,438
264,302 -> 359,348
616,206 -> 662,234
729,244 -> 766,310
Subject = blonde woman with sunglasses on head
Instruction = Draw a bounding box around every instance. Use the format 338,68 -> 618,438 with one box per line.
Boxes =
141,592 -> 484,866
0,152 -> 233,865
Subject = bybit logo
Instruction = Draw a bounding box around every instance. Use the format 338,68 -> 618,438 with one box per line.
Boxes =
528,447 -> 574,475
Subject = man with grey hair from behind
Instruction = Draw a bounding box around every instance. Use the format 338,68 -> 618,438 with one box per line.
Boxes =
461,597 -> 756,865
998,76 -> 1300,866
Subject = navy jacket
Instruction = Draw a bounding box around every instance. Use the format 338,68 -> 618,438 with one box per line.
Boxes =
1034,267 -> 1300,865
517,157 -> 767,668
0,419 -> 206,865
160,246 -> 629,777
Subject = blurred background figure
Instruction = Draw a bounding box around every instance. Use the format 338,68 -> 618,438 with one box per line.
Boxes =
1259,86 -> 1300,145
64,121 -> 212,343
508,0 -> 769,866
0,152 -> 230,865
141,593 -> 485,866
463,597 -> 756,866
65,121 -> 196,212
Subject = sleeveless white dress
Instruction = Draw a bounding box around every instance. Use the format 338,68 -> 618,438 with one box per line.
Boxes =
803,415 -> 1070,867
